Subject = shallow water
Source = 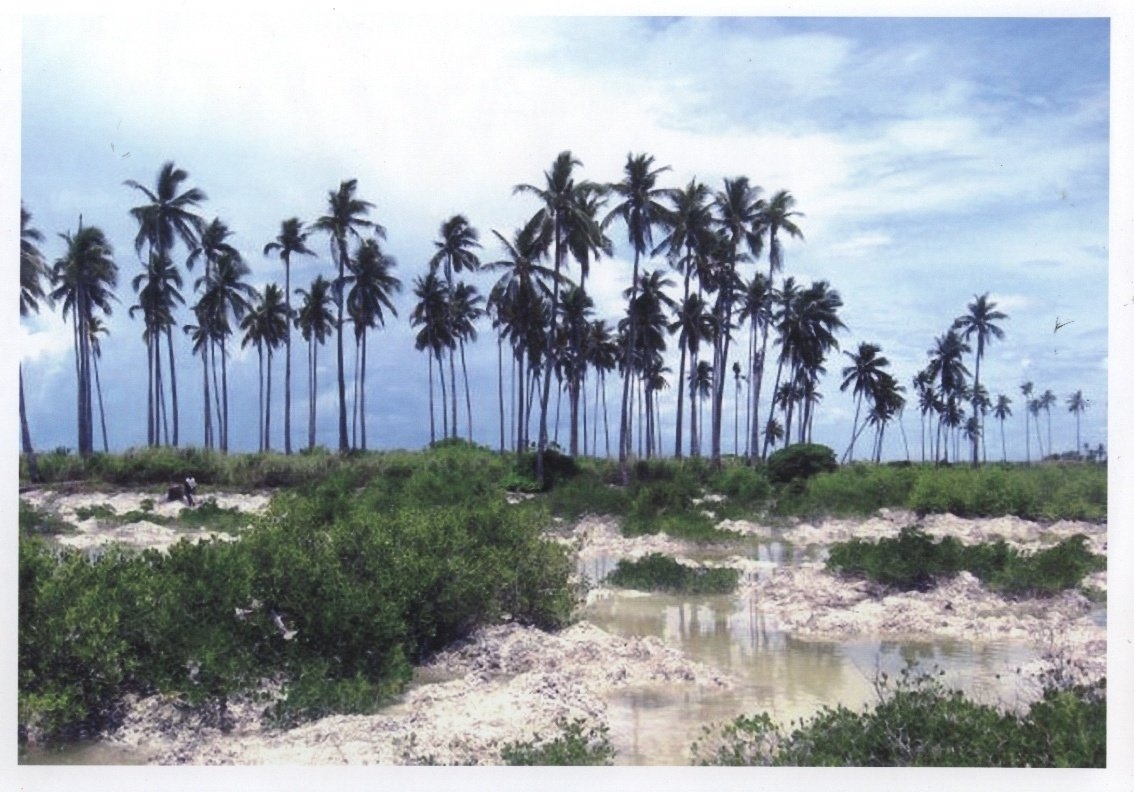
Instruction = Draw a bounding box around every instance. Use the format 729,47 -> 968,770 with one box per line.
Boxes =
587,590 -> 1041,765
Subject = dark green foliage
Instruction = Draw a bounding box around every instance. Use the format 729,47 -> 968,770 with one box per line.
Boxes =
827,526 -> 1105,596
606,552 -> 740,595
765,444 -> 837,486
708,465 -> 771,511
19,501 -> 74,535
500,718 -> 616,765
694,668 -> 1106,767
18,445 -> 577,744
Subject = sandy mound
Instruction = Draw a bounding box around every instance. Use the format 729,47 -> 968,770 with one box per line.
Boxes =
106,622 -> 732,765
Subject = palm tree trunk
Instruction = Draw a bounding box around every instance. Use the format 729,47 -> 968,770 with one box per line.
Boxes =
212,338 -> 225,452
449,346 -> 459,440
461,339 -> 473,444
284,259 -> 292,455
266,347 -> 274,452
94,353 -> 109,452
167,328 -> 179,448
309,336 -> 317,450
618,252 -> 642,483
221,336 -> 230,453
146,334 -> 155,446
20,366 -> 42,482
257,346 -> 265,452
360,331 -> 368,451
336,239 -> 349,453
426,348 -> 436,445
497,336 -> 505,454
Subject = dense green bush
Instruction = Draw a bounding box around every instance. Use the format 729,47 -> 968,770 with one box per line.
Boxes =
606,553 -> 740,594
827,526 -> 1105,596
693,668 -> 1106,767
500,718 -> 616,765
19,445 -> 578,744
765,444 -> 837,486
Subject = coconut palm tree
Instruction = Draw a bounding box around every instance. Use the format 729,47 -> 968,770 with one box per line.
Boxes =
1039,389 -> 1057,458
294,275 -> 336,450
737,273 -> 773,458
1066,390 -> 1087,459
196,252 -> 256,452
51,222 -> 119,457
585,318 -> 619,458
690,360 -> 714,458
953,293 -> 1007,465
342,236 -> 401,450
20,205 -> 51,479
130,252 -> 184,446
711,176 -> 765,467
1019,381 -> 1034,464
411,271 -> 452,444
517,152 -> 609,482
242,284 -> 289,451
125,161 -> 206,447
450,281 -> 485,443
602,152 -> 674,480
924,329 -> 971,462
313,179 -> 380,453
839,342 -> 890,463
669,291 -> 716,459
264,218 -> 317,455
992,394 -> 1012,463
428,215 -> 482,438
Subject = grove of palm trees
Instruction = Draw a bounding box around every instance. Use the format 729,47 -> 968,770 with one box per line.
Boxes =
19,153 -> 1101,482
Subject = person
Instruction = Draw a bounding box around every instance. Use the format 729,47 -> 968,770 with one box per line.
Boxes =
167,476 -> 198,506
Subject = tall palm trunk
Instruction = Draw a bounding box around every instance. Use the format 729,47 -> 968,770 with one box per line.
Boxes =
618,250 -> 642,483
284,258 -> 293,455
265,347 -> 274,452
497,336 -> 506,453
461,339 -> 473,443
308,335 -> 318,450
449,345 -> 459,439
336,239 -> 349,453
438,349 -> 449,441
220,335 -> 230,453
167,328 -> 179,447
20,366 -> 42,482
256,345 -> 265,452
360,331 -> 369,451
93,352 -> 109,452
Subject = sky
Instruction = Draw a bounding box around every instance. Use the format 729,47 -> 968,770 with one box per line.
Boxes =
10,6 -> 1124,463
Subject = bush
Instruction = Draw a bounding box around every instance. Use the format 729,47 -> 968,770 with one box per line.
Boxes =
606,553 -> 739,594
765,444 -> 837,486
693,668 -> 1106,767
500,718 -> 616,765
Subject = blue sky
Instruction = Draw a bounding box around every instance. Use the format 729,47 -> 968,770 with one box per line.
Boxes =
12,9 -> 1119,462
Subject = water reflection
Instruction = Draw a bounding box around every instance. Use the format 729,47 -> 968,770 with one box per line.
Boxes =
587,589 -> 1040,765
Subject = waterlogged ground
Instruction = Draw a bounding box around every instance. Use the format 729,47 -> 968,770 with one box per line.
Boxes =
20,489 -> 1107,765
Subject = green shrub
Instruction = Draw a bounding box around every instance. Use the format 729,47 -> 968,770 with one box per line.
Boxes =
500,718 -> 616,765
693,668 -> 1106,767
708,465 -> 771,510
827,527 -> 1105,596
766,444 -> 837,486
606,553 -> 739,595
19,501 -> 74,536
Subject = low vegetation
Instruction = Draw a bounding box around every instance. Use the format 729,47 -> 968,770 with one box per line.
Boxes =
605,553 -> 739,595
826,526 -> 1105,596
500,718 -> 616,765
692,668 -> 1106,767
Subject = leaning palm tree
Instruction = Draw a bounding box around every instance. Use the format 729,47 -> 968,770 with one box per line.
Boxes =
992,394 -> 1013,463
51,222 -> 119,457
952,293 -> 1007,465
1066,390 -> 1088,459
125,161 -> 206,447
20,205 -> 51,479
294,275 -> 336,450
313,179 -> 380,452
264,218 -> 316,455
839,342 -> 891,463
601,152 -> 674,480
344,236 -> 401,450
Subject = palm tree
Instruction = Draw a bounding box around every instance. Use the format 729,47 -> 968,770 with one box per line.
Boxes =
411,271 -> 452,444
669,291 -> 716,459
125,162 -> 206,447
953,293 -> 1008,465
130,252 -> 184,446
517,152 -> 609,481
244,284 -> 290,451
1039,389 -> 1057,458
428,215 -> 482,439
654,178 -> 715,458
924,329 -> 971,462
344,236 -> 401,450
264,218 -> 317,455
196,252 -> 256,452
1020,381 -> 1034,464
294,275 -> 336,450
585,318 -> 619,458
690,360 -> 714,457
20,205 -> 51,479
1066,390 -> 1088,459
738,273 -> 773,458
51,222 -> 119,457
992,394 -> 1012,463
602,152 -> 674,480
839,342 -> 890,463
313,179 -> 380,453
711,176 -> 765,467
